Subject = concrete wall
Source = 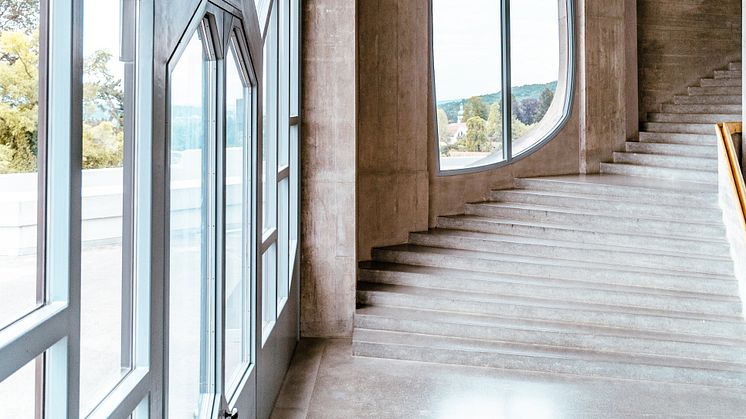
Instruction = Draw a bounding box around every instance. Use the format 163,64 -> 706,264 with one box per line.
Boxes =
638,0 -> 742,120
300,0 -> 357,337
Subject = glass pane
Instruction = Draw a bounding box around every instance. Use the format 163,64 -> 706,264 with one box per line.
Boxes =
225,43 -> 251,390
433,0 -> 503,171
262,244 -> 277,331
0,0 -> 42,330
277,178 -> 289,304
510,0 -> 563,156
0,354 -> 42,419
169,29 -> 214,417
277,0 -> 290,168
262,5 -> 277,234
80,0 -> 133,411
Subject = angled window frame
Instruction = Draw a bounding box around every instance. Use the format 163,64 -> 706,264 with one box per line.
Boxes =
430,0 -> 577,176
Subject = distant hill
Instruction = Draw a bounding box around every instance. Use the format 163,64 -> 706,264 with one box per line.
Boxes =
438,81 -> 558,123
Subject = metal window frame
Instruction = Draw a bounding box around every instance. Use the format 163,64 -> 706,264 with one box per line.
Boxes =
430,0 -> 577,176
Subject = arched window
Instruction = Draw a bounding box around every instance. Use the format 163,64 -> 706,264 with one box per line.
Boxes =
432,0 -> 574,173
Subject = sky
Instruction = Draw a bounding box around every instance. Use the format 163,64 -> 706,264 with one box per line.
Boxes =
433,0 -> 562,102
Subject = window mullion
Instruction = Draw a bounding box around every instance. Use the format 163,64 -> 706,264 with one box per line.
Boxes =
501,0 -> 512,161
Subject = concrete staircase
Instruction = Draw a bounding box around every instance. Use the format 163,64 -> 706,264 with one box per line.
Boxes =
353,61 -> 746,387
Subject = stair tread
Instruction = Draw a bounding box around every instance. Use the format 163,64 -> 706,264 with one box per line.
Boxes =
514,174 -> 718,194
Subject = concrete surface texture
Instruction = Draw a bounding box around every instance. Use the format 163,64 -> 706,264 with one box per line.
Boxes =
270,339 -> 746,419
638,0 -> 742,120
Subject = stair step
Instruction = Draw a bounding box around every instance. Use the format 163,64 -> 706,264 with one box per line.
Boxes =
688,86 -> 742,96
642,122 -> 717,135
353,329 -> 746,388
436,215 -> 729,257
359,263 -> 741,316
490,189 -> 720,223
638,131 -> 716,146
673,95 -> 741,105
625,141 -> 716,158
612,152 -> 717,172
701,78 -> 742,87
356,283 -> 746,341
648,112 -> 740,124
370,245 -> 738,296
513,175 -> 718,207
600,162 -> 717,184
661,103 -> 742,114
714,70 -> 742,79
355,306 -> 746,363
407,229 -> 732,276
464,202 -> 724,238
730,62 -> 742,71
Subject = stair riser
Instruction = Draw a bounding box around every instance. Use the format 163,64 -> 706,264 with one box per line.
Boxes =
360,269 -> 742,316
371,249 -> 737,296
688,86 -> 741,96
642,122 -> 716,135
354,315 -> 746,363
639,131 -> 716,145
648,113 -> 740,124
612,152 -> 716,172
464,204 -> 724,238
730,62 -> 742,71
662,104 -> 742,114
352,341 -> 746,388
700,78 -> 742,87
625,142 -> 717,158
513,178 -> 718,207
357,290 -> 746,339
490,190 -> 720,221
407,233 -> 733,276
436,216 -> 729,256
600,163 -> 717,184
714,70 -> 742,79
673,95 -> 741,105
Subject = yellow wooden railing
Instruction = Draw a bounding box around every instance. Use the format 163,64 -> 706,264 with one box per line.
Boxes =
715,122 -> 746,230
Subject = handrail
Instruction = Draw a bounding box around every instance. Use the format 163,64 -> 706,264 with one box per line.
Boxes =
715,122 -> 746,230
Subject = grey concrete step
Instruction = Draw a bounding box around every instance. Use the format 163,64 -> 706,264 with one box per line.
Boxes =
436,215 -> 729,257
700,78 -> 742,87
612,152 -> 717,172
370,245 -> 738,296
490,189 -> 720,223
648,112 -> 740,124
355,306 -> 746,363
407,229 -> 732,276
464,202 -> 724,238
356,283 -> 746,340
638,131 -> 716,145
600,162 -> 717,184
714,70 -> 742,79
730,62 -> 742,71
673,95 -> 741,105
642,122 -> 717,135
353,329 -> 746,387
513,175 -> 718,207
688,86 -> 742,96
359,263 -> 741,316
662,103 -> 742,114
625,141 -> 716,158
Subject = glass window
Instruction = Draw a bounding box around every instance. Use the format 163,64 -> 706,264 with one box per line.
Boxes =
79,0 -> 136,411
0,0 -> 42,331
262,9 -> 278,235
432,0 -> 573,172
168,26 -> 215,417
224,39 -> 252,391
0,354 -> 42,419
262,244 -> 277,329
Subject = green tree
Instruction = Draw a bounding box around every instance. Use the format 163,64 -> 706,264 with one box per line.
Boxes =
537,87 -> 554,120
462,116 -> 489,152
462,96 -> 488,122
486,102 -> 501,141
437,108 -> 450,145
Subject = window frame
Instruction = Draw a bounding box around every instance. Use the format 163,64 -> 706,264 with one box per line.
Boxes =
430,0 -> 577,176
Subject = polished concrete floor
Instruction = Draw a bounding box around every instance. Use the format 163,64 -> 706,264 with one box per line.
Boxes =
270,338 -> 746,419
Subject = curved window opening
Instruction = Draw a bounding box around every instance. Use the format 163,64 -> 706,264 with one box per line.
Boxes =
433,0 -> 574,173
